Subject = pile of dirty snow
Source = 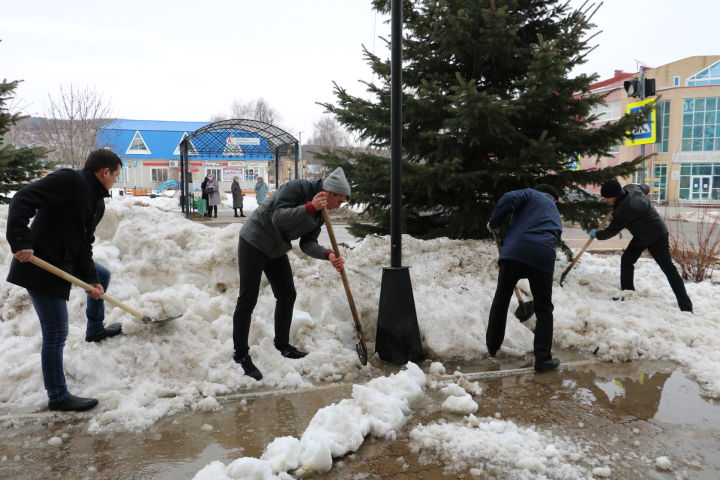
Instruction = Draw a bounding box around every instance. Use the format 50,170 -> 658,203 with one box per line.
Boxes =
1,197 -> 720,434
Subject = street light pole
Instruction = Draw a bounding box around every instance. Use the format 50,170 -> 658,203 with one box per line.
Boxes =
374,0 -> 424,364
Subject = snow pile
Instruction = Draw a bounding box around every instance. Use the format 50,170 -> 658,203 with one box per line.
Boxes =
193,363 -> 426,479
409,413 -> 600,479
1,197 -> 720,433
439,382 -> 478,414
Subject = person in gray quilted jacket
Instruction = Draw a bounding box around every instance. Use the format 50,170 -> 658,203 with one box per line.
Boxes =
232,168 -> 350,380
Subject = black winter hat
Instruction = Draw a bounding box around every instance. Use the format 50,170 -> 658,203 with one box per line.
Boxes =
600,179 -> 623,198
534,184 -> 560,202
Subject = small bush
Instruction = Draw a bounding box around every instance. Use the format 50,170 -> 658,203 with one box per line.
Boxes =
669,208 -> 720,282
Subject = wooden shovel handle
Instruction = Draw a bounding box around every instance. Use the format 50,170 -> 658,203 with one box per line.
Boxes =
560,209 -> 614,284
321,209 -> 364,334
29,255 -> 145,320
490,230 -> 525,303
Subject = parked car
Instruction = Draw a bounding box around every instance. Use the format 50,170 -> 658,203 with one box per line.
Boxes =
563,187 -> 602,203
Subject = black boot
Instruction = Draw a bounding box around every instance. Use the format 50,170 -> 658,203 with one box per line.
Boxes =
276,344 -> 308,359
234,354 -> 262,380
48,393 -> 98,412
534,357 -> 560,372
234,208 -> 239,218
240,210 -> 245,217
85,323 -> 122,343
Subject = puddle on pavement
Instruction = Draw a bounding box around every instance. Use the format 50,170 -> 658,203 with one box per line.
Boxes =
1,358 -> 720,479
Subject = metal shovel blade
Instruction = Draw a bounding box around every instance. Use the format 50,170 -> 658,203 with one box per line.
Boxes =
514,301 -> 534,322
140,315 -> 182,325
356,339 -> 368,366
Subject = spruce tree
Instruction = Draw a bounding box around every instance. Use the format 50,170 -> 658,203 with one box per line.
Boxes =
0,79 -> 48,203
320,0 -> 651,239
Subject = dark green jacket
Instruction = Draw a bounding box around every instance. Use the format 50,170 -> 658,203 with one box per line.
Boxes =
239,179 -> 329,259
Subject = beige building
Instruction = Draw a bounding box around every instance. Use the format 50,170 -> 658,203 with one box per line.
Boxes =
583,55 -> 720,204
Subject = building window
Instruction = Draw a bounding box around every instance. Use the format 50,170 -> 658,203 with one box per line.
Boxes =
608,144 -> 620,154
151,168 -> 169,183
655,100 -> 671,153
678,163 -> 720,201
126,131 -> 151,154
653,164 -> 667,201
206,168 -> 222,182
673,76 -> 680,87
590,100 -> 622,122
118,167 -> 128,183
687,61 -> 720,86
681,97 -> 720,152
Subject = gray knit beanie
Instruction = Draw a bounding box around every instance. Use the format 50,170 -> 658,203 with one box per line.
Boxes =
322,167 -> 351,197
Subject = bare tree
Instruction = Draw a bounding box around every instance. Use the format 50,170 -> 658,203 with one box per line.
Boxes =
213,98 -> 282,125
309,115 -> 350,150
37,84 -> 112,168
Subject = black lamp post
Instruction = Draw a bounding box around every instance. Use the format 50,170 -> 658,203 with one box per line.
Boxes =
374,0 -> 424,364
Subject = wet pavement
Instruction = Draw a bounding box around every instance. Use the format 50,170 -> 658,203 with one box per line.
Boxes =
1,355 -> 719,479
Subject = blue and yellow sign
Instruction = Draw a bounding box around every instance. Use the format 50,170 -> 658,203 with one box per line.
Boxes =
564,155 -> 580,171
625,98 -> 656,146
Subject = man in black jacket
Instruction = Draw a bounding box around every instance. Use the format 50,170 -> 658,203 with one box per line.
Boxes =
6,149 -> 124,412
233,167 -> 350,380
590,179 -> 692,312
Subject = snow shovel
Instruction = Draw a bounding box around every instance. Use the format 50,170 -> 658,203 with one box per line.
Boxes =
28,255 -> 179,324
490,230 -> 534,322
559,210 -> 613,286
321,209 -> 368,366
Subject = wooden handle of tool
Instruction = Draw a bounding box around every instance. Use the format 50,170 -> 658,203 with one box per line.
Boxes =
322,209 -> 363,332
491,230 -> 525,302
560,209 -> 614,283
29,255 -> 145,320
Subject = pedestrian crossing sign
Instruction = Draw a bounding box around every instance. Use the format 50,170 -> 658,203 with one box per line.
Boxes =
626,98 -> 656,146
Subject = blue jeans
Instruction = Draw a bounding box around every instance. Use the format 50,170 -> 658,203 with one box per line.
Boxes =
27,262 -> 111,402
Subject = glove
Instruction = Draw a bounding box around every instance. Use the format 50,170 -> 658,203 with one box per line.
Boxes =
589,229 -> 597,238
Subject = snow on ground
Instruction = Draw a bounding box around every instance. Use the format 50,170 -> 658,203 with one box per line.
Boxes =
1,197 -> 720,435
194,363 -> 426,479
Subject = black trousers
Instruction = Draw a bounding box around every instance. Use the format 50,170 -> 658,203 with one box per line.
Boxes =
487,260 -> 554,361
233,237 -> 296,358
620,233 -> 692,312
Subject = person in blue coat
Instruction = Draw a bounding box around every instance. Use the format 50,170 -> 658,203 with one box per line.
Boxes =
486,184 -> 563,372
254,177 -> 269,205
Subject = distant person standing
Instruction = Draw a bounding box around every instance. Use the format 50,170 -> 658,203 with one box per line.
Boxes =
5,149 -> 124,412
486,184 -> 563,372
200,174 -> 211,217
231,176 -> 245,217
205,173 -> 220,218
590,179 -> 692,313
255,176 -> 269,205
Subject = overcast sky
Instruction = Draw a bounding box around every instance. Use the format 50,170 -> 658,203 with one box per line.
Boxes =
2,0 -> 717,143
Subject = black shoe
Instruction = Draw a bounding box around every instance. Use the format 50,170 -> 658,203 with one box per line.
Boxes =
276,344 -> 308,359
234,214 -> 239,217
48,394 -> 98,412
534,358 -> 560,372
85,323 -> 122,343
240,214 -> 245,217
234,354 -> 263,380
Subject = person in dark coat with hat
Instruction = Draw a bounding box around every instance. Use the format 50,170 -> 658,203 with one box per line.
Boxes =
5,149 -> 124,412
486,184 -> 563,372
590,179 -> 692,312
231,176 -> 245,217
232,167 -> 350,380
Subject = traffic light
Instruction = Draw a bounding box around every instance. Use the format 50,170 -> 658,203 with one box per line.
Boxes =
624,78 -> 640,97
624,77 -> 656,98
644,78 -> 656,96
